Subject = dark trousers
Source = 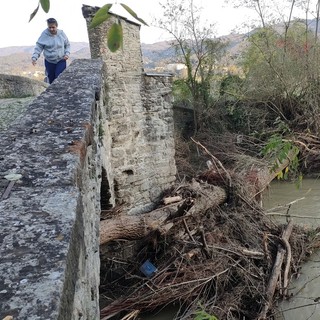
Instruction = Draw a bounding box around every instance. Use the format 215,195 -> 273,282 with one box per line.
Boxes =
45,59 -> 67,84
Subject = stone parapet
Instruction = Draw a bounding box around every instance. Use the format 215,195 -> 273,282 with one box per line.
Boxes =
0,59 -> 104,320
0,74 -> 48,98
0,7 -> 178,319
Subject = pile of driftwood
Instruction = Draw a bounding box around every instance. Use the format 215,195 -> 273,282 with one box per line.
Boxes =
98,143 -> 314,320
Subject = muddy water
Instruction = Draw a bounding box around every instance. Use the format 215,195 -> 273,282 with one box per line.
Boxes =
263,178 -> 320,226
263,178 -> 320,320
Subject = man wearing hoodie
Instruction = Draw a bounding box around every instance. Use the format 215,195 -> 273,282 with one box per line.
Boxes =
32,18 -> 70,84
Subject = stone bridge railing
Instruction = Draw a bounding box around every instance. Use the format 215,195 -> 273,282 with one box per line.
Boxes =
1,6 -> 177,319
0,59 -> 104,319
0,74 -> 48,98
0,60 -> 177,320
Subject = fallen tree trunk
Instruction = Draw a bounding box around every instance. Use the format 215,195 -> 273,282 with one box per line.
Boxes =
248,149 -> 299,202
99,139 -> 309,319
100,149 -> 297,245
100,181 -> 227,245
257,220 -> 294,320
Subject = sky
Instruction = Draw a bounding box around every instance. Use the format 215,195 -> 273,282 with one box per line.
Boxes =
0,0 -> 258,49
2,0 -> 316,49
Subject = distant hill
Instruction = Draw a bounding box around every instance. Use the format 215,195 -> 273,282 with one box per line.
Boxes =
0,40 -> 187,78
0,42 -> 90,57
0,42 -> 91,80
0,34 -> 253,79
0,46 -> 34,57
1,18 -> 319,79
0,34 -> 257,78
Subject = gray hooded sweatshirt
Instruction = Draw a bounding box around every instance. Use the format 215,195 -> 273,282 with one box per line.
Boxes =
32,29 -> 70,64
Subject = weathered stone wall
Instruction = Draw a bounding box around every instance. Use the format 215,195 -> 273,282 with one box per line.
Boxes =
0,74 -> 48,98
0,97 -> 35,131
0,7 -> 177,320
0,59 -> 104,320
83,6 -> 177,214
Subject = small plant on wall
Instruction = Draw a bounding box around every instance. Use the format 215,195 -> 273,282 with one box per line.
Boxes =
29,0 -> 148,52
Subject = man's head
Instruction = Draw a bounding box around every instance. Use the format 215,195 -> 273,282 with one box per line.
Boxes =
47,18 -> 58,35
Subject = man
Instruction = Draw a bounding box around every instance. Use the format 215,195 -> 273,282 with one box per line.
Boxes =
31,18 -> 70,84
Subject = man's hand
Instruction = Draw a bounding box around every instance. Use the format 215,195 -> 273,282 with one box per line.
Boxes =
32,60 -> 37,66
63,55 -> 69,60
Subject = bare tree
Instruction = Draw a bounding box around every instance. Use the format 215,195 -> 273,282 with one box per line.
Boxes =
229,0 -> 320,132
155,0 -> 227,133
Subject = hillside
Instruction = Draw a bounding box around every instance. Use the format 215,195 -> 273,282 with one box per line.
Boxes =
0,42 -> 91,80
2,18 -> 318,80
0,41 -> 179,76
0,34 -> 247,80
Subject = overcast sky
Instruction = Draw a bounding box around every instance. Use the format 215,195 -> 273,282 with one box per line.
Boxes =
0,0 -> 257,48
0,0 -> 313,49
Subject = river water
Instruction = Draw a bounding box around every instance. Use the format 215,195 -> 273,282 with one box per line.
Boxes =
263,178 -> 320,320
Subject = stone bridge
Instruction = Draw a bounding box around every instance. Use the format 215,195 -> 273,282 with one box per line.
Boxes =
0,6 -> 176,319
